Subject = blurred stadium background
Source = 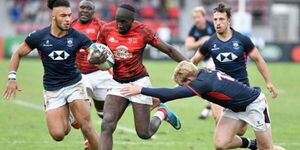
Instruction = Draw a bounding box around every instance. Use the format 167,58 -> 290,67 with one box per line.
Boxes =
0,0 -> 300,150
1,0 -> 300,61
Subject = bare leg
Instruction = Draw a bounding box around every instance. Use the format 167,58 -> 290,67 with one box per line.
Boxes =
46,105 -> 70,141
69,99 -> 98,150
132,102 -> 162,139
100,95 -> 129,150
211,102 -> 247,136
214,116 -> 247,150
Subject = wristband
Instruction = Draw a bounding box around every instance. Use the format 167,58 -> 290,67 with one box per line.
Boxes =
8,71 -> 17,80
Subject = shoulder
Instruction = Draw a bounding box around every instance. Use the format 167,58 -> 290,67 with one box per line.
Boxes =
93,17 -> 106,26
233,29 -> 250,40
27,26 -> 50,39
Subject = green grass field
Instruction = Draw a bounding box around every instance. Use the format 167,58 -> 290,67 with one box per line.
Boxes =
0,59 -> 299,150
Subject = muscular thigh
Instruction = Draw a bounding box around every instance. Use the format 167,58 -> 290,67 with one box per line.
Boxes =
132,102 -> 151,128
215,116 -> 246,142
46,105 -> 69,132
103,95 -> 129,122
69,99 -> 91,123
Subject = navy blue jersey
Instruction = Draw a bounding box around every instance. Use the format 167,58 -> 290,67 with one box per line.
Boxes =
199,29 -> 255,86
141,69 -> 261,112
25,26 -> 92,91
188,21 -> 215,41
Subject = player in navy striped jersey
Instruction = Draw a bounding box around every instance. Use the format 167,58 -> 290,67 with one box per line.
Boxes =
121,61 -> 285,150
191,3 -> 278,136
3,0 -> 98,149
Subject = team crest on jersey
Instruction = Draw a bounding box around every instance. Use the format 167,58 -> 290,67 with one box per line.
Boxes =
115,45 -> 133,60
48,50 -> 70,60
232,41 -> 240,49
211,43 -> 219,51
43,40 -> 53,47
216,52 -> 238,62
67,38 -> 73,47
109,37 -> 118,43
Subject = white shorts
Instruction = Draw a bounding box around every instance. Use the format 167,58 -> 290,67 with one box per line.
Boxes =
202,57 -> 215,70
43,80 -> 89,111
222,93 -> 271,131
107,76 -> 153,105
82,70 -> 113,101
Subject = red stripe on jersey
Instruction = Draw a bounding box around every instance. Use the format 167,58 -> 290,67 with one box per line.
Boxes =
205,92 -> 231,100
186,85 -> 202,97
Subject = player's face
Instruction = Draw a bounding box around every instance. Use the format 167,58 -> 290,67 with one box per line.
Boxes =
193,12 -> 206,29
115,9 -> 133,34
53,7 -> 72,31
78,1 -> 95,24
213,12 -> 231,34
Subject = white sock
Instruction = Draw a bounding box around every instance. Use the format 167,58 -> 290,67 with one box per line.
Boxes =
154,111 -> 166,121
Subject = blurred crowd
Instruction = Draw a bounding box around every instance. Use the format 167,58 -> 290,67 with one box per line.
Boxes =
6,0 -> 184,39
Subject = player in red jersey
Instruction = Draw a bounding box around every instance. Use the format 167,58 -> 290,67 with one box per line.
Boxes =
70,1 -> 112,149
96,4 -> 188,150
71,0 -> 112,121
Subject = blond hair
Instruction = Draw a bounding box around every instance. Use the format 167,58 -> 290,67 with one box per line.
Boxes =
173,61 -> 199,85
193,6 -> 206,16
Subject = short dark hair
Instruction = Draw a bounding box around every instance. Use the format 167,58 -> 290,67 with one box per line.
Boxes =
119,4 -> 135,13
213,3 -> 231,18
47,0 -> 70,10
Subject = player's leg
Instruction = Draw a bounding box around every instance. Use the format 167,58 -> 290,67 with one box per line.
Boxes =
46,105 -> 70,141
66,80 -> 99,150
100,95 -> 129,150
211,102 -> 248,136
131,102 -> 160,139
214,116 -> 249,150
44,88 -> 72,141
69,99 -> 98,150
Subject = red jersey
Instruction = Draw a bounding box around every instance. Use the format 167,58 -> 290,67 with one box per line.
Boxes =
98,21 -> 161,83
71,17 -> 106,74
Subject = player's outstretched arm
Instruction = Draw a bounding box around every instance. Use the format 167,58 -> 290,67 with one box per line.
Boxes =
249,48 -> 278,99
3,42 -> 31,99
154,40 -> 188,62
190,51 -> 204,66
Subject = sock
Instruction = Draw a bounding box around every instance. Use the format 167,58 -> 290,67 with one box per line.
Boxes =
154,108 -> 167,121
240,137 -> 251,148
206,105 -> 211,110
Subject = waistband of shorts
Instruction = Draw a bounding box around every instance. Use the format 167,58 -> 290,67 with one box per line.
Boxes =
113,72 -> 149,83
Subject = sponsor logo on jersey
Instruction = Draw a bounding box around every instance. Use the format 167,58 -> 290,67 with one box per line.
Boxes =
86,28 -> 95,34
67,38 -> 73,47
43,40 -> 53,47
211,44 -> 220,51
48,50 -> 70,60
128,38 -> 138,44
109,37 -> 118,43
216,52 -> 238,62
114,45 -> 132,60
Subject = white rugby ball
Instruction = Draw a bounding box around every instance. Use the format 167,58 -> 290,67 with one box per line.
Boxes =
88,43 -> 114,70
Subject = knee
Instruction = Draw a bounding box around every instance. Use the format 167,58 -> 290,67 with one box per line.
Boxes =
214,138 -> 228,150
50,132 -> 65,141
136,132 -> 151,140
237,125 -> 247,136
101,117 -> 117,133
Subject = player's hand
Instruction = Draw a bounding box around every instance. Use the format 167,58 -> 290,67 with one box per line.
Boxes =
121,83 -> 142,96
266,83 -> 278,99
88,49 -> 108,64
3,80 -> 22,99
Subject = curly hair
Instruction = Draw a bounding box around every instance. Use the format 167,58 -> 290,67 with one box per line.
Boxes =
47,0 -> 70,10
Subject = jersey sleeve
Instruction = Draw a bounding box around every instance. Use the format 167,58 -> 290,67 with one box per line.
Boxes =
24,30 -> 39,50
241,35 -> 255,54
141,86 -> 195,103
198,40 -> 210,56
143,25 -> 161,46
78,32 -> 93,49
187,26 -> 195,37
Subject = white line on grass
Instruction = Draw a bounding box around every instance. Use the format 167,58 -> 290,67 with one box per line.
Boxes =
13,100 -> 157,138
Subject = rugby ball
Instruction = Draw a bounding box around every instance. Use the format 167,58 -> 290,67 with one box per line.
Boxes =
88,43 -> 114,70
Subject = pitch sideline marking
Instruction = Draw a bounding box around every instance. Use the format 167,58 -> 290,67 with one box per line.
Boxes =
13,100 -> 156,138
